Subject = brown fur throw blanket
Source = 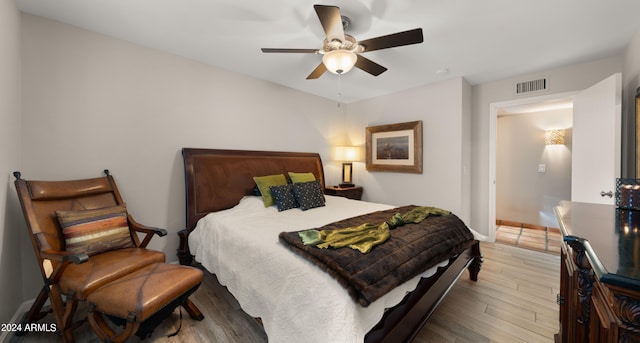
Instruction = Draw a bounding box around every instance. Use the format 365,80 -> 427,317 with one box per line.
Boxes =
279,205 -> 475,307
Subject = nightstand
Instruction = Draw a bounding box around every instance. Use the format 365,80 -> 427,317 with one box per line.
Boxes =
324,186 -> 363,200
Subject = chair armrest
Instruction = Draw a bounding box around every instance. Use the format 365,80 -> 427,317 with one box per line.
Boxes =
128,215 -> 167,248
38,248 -> 89,285
34,232 -> 89,264
40,249 -> 89,264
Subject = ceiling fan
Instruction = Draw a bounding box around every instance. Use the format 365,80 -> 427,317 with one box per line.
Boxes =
261,4 -> 424,79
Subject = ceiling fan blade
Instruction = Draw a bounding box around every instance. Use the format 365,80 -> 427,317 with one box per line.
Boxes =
261,48 -> 319,54
358,28 -> 424,52
355,55 -> 387,76
306,63 -> 327,79
314,4 -> 345,43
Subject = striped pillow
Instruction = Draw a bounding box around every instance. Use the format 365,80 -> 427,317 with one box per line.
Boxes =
56,205 -> 134,256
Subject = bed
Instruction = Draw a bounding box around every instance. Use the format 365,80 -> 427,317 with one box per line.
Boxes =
177,148 -> 483,343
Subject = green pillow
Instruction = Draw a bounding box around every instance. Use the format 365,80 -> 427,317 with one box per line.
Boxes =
288,172 -> 316,183
253,174 -> 288,207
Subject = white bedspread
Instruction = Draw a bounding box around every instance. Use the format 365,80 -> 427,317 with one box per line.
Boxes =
189,195 -> 451,343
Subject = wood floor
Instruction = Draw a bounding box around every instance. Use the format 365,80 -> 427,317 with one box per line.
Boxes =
7,242 -> 560,343
495,224 -> 562,255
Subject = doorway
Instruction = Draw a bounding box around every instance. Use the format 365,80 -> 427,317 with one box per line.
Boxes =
494,103 -> 572,255
488,91 -> 577,242
488,73 -> 622,242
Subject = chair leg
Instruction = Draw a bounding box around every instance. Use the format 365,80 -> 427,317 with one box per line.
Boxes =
18,286 -> 50,330
61,298 -> 79,342
50,287 -> 78,343
19,285 -> 78,343
181,298 -> 204,321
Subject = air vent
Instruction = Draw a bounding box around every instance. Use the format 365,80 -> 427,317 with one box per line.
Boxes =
515,78 -> 547,94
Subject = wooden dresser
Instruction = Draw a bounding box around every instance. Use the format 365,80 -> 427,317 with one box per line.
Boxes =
554,201 -> 640,342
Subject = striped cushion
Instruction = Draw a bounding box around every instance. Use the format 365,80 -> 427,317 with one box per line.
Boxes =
57,205 -> 134,256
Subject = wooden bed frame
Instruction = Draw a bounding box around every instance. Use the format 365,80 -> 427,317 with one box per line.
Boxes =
177,148 -> 483,343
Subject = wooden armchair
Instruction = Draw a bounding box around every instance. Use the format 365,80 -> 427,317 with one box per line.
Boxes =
13,170 -> 203,342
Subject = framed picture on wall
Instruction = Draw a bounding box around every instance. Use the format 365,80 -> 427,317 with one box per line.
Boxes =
365,120 -> 423,173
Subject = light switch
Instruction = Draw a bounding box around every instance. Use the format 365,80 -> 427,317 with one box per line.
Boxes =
538,164 -> 546,173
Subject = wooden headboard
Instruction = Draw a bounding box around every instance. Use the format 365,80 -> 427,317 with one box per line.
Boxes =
182,148 -> 325,231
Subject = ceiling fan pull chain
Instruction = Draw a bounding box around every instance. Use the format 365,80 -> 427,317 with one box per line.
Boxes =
337,74 -> 342,107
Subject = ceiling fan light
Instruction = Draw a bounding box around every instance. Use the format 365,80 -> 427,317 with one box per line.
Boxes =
322,50 -> 357,75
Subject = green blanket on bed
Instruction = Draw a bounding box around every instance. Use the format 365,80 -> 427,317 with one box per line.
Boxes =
297,206 -> 450,253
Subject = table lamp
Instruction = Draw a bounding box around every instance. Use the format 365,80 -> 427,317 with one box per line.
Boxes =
335,146 -> 360,188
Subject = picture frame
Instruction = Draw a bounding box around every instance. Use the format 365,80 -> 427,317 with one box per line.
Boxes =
365,120 -> 423,173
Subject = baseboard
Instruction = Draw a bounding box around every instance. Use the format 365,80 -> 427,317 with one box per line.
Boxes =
0,298 -> 35,343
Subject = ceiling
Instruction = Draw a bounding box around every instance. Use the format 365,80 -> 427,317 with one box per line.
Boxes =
15,0 -> 640,103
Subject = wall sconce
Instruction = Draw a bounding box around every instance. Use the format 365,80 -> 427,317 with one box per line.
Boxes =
544,129 -> 565,145
335,146 -> 360,188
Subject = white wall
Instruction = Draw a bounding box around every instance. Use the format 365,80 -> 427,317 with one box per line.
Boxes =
470,57 -> 623,236
0,0 -> 23,325
18,14 -> 346,299
346,77 -> 472,225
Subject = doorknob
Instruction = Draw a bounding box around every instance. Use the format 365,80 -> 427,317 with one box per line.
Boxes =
600,191 -> 613,198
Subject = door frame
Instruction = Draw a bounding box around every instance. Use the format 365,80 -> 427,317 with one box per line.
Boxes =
488,91 -> 577,242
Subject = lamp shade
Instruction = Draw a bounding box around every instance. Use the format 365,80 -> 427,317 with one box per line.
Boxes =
335,146 -> 360,188
545,129 -> 565,145
322,50 -> 357,75
335,146 -> 360,161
